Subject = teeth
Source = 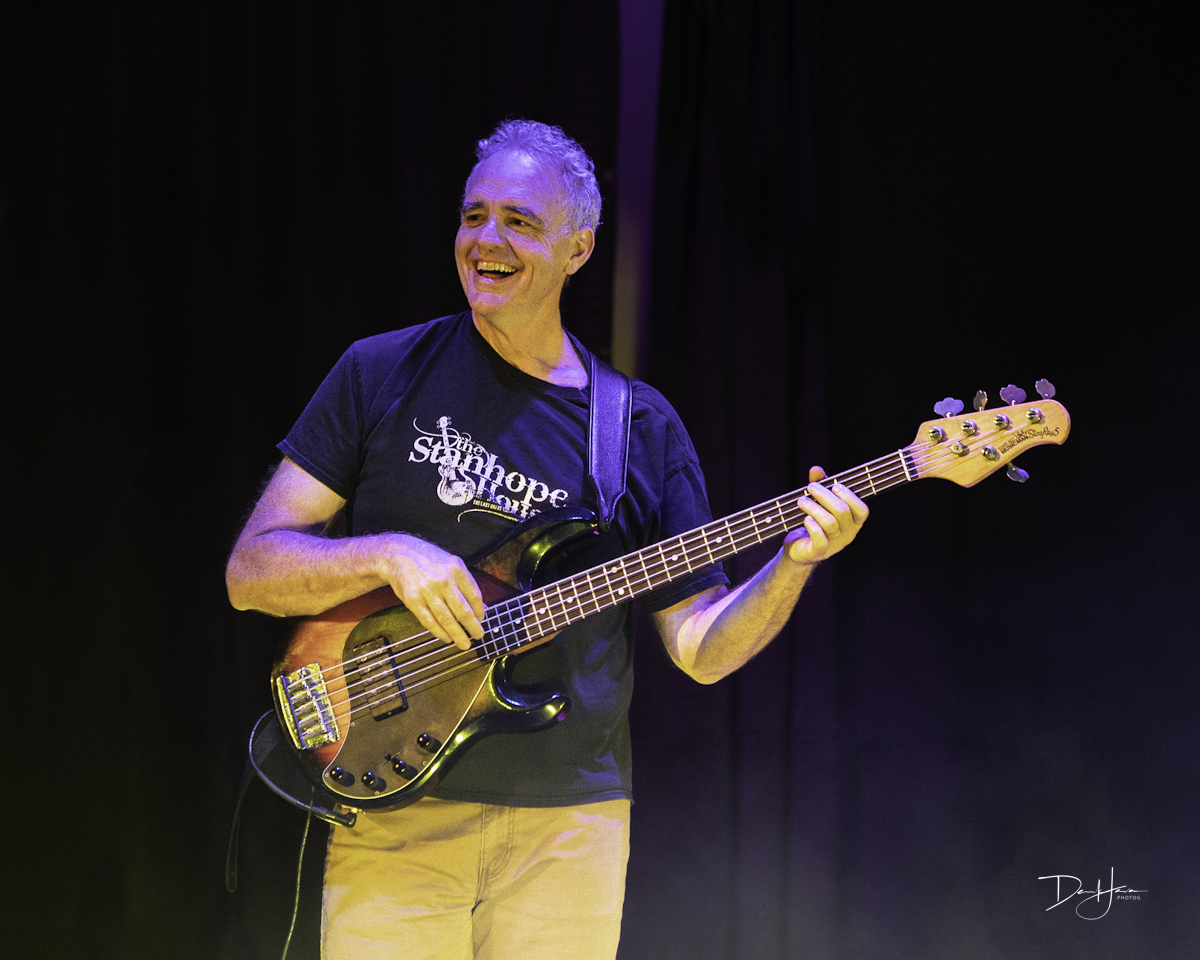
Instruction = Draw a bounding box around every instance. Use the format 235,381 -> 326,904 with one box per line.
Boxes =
477,261 -> 516,274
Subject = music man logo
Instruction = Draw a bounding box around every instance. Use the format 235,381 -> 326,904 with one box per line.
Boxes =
999,425 -> 1061,455
1038,868 -> 1147,919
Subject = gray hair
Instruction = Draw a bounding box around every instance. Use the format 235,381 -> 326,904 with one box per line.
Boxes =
469,119 -> 602,233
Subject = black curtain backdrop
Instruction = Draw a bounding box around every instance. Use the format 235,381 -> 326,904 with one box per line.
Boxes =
1,5 -> 618,959
630,1 -> 1198,959
3,3 -> 1198,960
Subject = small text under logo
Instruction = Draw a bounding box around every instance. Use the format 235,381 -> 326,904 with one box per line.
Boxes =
1038,868 -> 1147,919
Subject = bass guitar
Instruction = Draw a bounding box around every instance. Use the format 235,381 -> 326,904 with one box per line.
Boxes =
254,384 -> 1069,819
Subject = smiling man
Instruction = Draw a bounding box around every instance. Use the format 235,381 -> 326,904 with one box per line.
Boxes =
226,120 -> 867,960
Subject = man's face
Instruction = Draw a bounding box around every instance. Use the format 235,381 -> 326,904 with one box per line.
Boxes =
455,150 -> 590,324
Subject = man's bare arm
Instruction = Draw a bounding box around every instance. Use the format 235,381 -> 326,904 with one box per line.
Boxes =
651,467 -> 868,684
226,458 -> 485,649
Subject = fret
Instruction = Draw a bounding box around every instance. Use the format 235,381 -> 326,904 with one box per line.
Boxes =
564,580 -> 580,622
599,563 -> 616,604
571,578 -> 585,619
512,602 -> 528,651
589,568 -> 605,613
660,537 -> 686,574
737,512 -> 754,548
612,559 -> 631,601
499,611 -> 516,653
683,537 -> 695,573
900,448 -> 915,482
522,596 -> 540,649
529,591 -> 556,633
749,506 -> 765,543
656,542 -> 671,584
483,608 -> 504,656
862,463 -> 878,496
783,495 -> 801,529
576,569 -> 595,616
635,550 -> 653,595
508,599 -> 528,652
553,581 -> 570,624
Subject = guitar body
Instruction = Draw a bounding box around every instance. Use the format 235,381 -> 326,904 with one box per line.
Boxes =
270,508 -> 601,813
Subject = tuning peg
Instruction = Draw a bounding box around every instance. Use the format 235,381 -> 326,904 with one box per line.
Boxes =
934,397 -> 964,418
999,384 -> 1026,406
1035,378 -> 1056,399
1006,463 -> 1029,483
973,390 -> 988,412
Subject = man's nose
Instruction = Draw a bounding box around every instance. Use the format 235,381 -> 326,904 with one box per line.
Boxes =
477,214 -> 503,245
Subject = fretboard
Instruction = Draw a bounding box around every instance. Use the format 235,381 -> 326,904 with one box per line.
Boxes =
476,445 -> 919,659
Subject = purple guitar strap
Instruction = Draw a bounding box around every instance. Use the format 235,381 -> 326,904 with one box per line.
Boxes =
570,332 -> 632,532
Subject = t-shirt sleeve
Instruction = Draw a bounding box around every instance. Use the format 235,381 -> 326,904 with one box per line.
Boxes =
637,398 -> 730,613
277,346 -> 364,499
638,466 -> 730,613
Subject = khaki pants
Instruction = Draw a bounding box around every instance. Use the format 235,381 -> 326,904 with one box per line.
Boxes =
321,796 -> 631,960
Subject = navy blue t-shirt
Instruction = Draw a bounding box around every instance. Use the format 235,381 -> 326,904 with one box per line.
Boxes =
279,312 -> 727,805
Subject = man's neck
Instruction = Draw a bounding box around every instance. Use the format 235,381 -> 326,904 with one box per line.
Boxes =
472,310 -> 588,387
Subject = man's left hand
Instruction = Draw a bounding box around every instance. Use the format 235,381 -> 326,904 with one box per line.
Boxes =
783,466 -> 869,566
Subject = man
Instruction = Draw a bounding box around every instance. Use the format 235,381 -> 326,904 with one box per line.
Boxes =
226,120 -> 867,960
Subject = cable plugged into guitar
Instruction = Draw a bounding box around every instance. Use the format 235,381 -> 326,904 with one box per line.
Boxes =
933,379 -> 1059,484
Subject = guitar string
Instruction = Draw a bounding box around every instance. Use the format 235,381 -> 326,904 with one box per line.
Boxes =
327,440 -> 915,685
303,413 -> 1041,723
317,489 -> 825,722
320,452 -> 905,710
316,420 -> 1019,723
325,433 -> 979,721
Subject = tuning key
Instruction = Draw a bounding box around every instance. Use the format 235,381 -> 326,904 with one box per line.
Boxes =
934,397 -> 964,418
999,384 -> 1026,406
973,390 -> 988,412
1035,378 -> 1056,399
1006,463 -> 1029,483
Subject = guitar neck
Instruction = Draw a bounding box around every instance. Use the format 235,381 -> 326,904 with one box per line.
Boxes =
477,446 -> 919,659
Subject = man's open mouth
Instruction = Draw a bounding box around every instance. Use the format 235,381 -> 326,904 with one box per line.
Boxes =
476,261 -> 518,279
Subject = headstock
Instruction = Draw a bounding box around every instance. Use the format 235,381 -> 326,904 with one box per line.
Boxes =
910,386 -> 1070,487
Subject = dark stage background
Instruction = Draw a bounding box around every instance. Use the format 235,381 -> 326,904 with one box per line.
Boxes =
2,2 -> 1197,958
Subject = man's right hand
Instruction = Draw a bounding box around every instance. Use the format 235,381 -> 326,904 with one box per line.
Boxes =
372,533 -> 485,650
226,458 -> 485,649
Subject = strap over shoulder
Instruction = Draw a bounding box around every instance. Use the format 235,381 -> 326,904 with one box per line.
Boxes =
573,335 -> 632,532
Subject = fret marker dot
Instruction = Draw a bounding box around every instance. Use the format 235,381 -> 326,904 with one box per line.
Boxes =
618,588 -> 626,596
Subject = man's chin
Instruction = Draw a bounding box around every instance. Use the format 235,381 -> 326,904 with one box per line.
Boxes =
466,294 -> 518,330
467,292 -> 505,313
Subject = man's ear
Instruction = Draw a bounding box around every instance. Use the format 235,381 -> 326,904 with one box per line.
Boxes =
565,228 -> 596,275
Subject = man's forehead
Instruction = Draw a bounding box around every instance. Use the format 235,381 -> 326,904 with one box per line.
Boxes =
462,152 -> 566,217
